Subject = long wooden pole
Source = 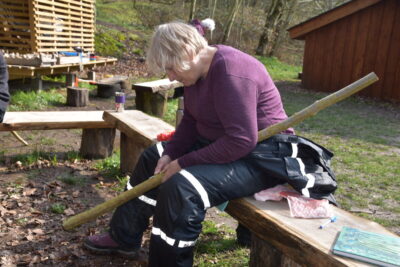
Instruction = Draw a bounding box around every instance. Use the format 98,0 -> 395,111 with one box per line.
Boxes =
63,72 -> 378,231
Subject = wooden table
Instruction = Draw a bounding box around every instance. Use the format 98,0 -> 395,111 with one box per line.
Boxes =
8,58 -> 117,80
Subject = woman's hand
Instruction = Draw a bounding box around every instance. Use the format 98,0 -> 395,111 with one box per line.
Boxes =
161,160 -> 182,182
154,155 -> 182,182
154,155 -> 172,174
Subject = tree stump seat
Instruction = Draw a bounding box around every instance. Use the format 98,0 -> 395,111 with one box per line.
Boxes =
67,86 -> 89,107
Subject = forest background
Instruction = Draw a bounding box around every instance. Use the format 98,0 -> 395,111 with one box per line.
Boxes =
94,0 -> 349,67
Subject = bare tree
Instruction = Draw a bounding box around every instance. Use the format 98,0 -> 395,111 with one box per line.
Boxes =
220,0 -> 242,43
189,0 -> 197,21
255,0 -> 298,56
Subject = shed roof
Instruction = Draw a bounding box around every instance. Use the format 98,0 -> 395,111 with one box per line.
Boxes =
288,0 -> 383,39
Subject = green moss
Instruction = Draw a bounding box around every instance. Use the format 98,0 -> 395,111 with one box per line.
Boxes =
95,27 -> 126,57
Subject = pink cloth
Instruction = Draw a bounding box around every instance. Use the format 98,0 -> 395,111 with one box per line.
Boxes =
254,185 -> 333,218
286,196 -> 333,218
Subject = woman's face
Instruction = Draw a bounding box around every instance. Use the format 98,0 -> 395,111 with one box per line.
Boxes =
165,65 -> 199,87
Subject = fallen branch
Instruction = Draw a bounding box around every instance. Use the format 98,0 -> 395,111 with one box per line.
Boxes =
11,131 -> 29,146
63,72 -> 379,231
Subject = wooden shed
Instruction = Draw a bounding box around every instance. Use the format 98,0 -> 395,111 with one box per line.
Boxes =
288,0 -> 400,102
0,0 -> 95,53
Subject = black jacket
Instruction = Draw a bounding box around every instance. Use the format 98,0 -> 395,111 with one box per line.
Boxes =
0,52 -> 10,122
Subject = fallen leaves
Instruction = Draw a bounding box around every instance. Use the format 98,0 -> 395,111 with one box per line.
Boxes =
0,163 -> 146,266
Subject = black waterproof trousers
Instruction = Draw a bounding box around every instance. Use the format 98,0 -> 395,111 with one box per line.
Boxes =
109,134 -> 337,267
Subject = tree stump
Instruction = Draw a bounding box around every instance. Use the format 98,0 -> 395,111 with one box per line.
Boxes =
80,128 -> 116,159
67,87 -> 89,107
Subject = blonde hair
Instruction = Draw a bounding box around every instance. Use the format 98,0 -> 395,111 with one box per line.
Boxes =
146,21 -> 208,74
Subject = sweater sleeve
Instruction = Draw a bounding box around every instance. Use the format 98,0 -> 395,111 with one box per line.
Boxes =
178,74 -> 258,168
163,104 -> 199,160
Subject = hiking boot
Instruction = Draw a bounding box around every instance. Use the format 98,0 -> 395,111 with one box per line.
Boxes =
84,232 -> 138,258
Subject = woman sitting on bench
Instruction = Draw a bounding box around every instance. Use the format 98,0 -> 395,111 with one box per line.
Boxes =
84,21 -> 337,266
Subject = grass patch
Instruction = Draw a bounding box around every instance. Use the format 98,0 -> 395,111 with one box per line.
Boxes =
13,150 -> 53,166
111,175 -> 130,192
58,174 -> 86,186
95,151 -> 121,178
257,56 -> 302,81
78,81 -> 97,90
50,203 -> 66,214
42,75 -> 66,83
163,98 -> 178,126
66,151 -> 82,162
9,88 -> 65,111
279,86 -> 400,228
194,220 -> 249,266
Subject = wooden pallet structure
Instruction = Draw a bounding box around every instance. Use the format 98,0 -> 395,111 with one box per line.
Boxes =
1,0 -> 95,53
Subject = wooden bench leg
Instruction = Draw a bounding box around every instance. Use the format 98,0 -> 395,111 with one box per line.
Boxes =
250,234 -> 301,267
135,90 -> 167,118
80,128 -> 116,159
119,132 -> 147,174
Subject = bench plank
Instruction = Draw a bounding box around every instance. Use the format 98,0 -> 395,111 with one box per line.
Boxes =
133,79 -> 182,93
0,111 -> 112,131
103,110 -> 174,146
103,110 -> 175,173
227,197 -> 397,267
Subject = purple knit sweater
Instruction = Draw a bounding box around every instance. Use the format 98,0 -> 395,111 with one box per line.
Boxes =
164,45 -> 294,168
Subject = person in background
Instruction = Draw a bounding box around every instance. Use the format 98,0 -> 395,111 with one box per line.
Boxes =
189,18 -> 215,37
0,52 -> 10,123
84,21 -> 337,267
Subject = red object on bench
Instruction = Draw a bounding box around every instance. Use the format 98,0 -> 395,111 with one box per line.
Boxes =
157,130 -> 175,141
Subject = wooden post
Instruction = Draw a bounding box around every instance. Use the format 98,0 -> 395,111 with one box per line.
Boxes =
67,87 -> 89,107
250,235 -> 301,267
87,71 -> 96,81
80,128 -> 116,159
31,76 -> 42,91
120,132 -> 146,174
135,90 -> 168,118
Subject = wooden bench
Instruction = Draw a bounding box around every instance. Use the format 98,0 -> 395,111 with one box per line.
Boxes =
0,111 -> 115,159
226,197 -> 398,266
132,79 -> 182,118
101,108 -> 398,267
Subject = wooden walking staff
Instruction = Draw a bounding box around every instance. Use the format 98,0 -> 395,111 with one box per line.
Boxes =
63,72 -> 379,231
